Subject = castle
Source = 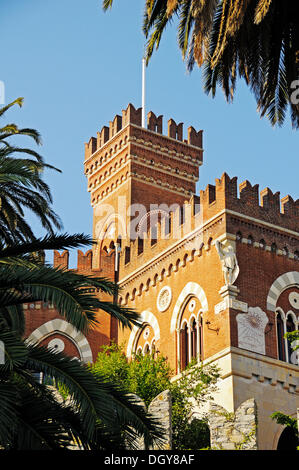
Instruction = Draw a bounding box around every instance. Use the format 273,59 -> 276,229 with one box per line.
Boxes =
24,104 -> 299,450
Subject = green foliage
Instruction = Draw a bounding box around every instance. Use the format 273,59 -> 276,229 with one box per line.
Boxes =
0,98 -> 64,243
103,1 -> 299,129
92,344 -> 171,407
90,343 -> 130,389
170,359 -> 219,450
127,353 -> 171,407
91,344 -> 220,450
270,411 -> 298,434
285,330 -> 299,351
0,99 -> 162,449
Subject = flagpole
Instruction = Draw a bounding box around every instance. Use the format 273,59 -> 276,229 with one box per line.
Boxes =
142,56 -> 146,128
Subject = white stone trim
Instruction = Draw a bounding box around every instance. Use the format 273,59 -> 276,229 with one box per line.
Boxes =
26,319 -> 93,364
170,282 -> 208,334
267,271 -> 299,312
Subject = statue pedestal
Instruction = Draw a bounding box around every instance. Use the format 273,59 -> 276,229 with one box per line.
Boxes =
215,285 -> 248,314
219,284 -> 240,299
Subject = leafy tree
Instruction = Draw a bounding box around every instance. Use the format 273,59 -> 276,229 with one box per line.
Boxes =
0,98 -> 63,243
91,344 -> 220,449
103,1 -> 299,128
0,235 -> 164,450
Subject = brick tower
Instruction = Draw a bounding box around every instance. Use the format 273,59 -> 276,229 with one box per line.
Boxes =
84,103 -> 203,268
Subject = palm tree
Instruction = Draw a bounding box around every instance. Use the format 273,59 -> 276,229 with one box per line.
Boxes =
0,98 -> 63,243
0,233 -> 163,449
103,0 -> 299,128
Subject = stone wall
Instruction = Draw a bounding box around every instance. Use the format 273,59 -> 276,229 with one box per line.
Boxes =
133,390 -> 172,450
148,390 -> 172,450
208,398 -> 258,450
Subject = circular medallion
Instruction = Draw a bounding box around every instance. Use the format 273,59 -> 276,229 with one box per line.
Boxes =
289,292 -> 299,310
48,338 -> 65,353
188,299 -> 196,312
157,286 -> 172,312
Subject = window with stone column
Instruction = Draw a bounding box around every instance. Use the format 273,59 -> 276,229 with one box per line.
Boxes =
286,313 -> 296,363
177,297 -> 203,372
276,310 -> 286,362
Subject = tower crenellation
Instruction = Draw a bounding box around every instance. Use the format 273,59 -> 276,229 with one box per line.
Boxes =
84,103 -> 203,162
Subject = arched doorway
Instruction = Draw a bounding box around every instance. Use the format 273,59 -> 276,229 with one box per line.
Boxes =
277,426 -> 298,450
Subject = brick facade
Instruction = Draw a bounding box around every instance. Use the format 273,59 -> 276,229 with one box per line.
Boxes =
23,104 -> 299,449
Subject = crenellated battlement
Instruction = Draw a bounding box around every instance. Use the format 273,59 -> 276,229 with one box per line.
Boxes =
116,173 -> 299,278
200,173 -> 299,233
54,249 -> 98,273
84,103 -> 203,160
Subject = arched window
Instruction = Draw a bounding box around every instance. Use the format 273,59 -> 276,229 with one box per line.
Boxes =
247,235 -> 254,245
180,323 -> 189,371
190,318 -> 198,360
276,312 -> 286,361
236,231 -> 242,242
116,236 -> 122,248
198,316 -> 203,360
286,315 -> 296,363
259,239 -> 266,249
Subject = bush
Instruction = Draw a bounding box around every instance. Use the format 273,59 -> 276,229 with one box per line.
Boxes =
90,344 -> 220,450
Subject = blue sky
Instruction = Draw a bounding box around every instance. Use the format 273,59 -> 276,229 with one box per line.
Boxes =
1,0 -> 298,264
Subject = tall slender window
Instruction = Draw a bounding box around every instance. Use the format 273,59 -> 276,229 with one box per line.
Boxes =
286,315 -> 296,363
198,316 -> 203,360
276,312 -> 286,361
190,318 -> 197,360
180,324 -> 189,371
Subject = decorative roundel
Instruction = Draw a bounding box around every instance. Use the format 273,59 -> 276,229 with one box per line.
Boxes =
143,327 -> 150,340
289,292 -> 299,310
157,286 -> 172,312
188,299 -> 196,312
48,338 -> 65,353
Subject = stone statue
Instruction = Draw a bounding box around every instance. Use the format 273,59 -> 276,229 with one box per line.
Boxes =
215,240 -> 239,286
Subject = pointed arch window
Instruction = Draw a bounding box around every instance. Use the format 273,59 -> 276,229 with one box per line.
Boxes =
276,312 -> 286,362
178,313 -> 203,373
286,315 -> 296,363
180,323 -> 189,371
190,318 -> 197,360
